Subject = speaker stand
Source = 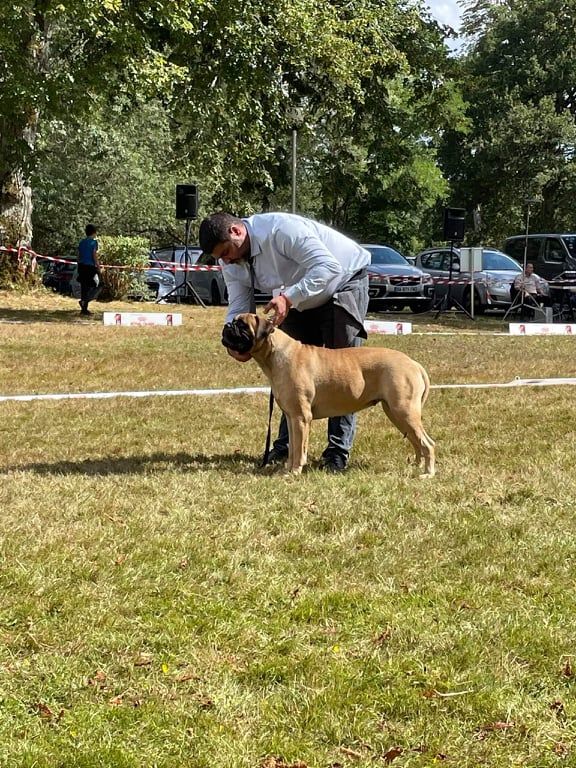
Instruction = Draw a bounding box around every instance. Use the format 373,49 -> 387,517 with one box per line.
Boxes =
503,198 -> 546,322
156,218 -> 206,307
434,240 -> 474,320
503,288 -> 547,322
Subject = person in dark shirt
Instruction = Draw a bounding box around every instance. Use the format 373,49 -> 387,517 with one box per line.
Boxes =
77,224 -> 101,315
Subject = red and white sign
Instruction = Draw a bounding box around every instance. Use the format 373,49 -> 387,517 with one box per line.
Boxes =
509,323 -> 576,335
103,312 -> 182,326
365,320 -> 412,335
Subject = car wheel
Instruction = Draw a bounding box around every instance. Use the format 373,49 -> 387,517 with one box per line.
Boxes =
210,281 -> 221,306
409,300 -> 433,314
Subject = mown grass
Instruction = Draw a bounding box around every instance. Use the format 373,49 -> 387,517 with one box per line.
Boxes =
1,290 -> 576,767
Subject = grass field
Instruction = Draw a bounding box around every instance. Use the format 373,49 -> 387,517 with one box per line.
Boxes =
1,290 -> 576,768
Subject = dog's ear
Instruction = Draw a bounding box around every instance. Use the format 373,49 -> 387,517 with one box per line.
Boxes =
255,314 -> 275,342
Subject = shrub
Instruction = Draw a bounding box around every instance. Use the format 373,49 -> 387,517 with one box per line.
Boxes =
98,236 -> 149,300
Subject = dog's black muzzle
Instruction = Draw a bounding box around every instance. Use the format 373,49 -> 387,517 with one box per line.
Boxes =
221,318 -> 254,355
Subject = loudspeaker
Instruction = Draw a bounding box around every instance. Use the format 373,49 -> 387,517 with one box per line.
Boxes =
175,184 -> 199,220
443,207 -> 466,241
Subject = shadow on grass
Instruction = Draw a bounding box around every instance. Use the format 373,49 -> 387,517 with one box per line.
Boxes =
0,306 -> 90,323
1,451 -> 264,476
2,451 -> 371,476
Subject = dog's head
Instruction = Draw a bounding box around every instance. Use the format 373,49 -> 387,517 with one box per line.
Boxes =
221,313 -> 275,355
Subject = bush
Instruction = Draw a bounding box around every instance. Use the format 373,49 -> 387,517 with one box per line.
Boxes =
98,236 -> 149,300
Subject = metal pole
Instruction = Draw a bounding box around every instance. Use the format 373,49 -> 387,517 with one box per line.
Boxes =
523,202 -> 531,274
291,127 -> 297,214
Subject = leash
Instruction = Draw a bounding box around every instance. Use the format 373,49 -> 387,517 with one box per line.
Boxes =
260,389 -> 275,467
248,256 -> 275,467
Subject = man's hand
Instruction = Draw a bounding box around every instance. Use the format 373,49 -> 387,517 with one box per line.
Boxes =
264,294 -> 292,325
227,348 -> 252,363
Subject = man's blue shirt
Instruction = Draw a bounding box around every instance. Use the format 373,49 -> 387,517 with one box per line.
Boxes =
78,237 -> 98,265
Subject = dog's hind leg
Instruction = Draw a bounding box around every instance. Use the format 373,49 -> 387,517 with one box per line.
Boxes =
381,402 -> 436,477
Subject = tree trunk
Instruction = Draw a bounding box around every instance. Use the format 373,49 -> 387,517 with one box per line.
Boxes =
0,168 -> 33,247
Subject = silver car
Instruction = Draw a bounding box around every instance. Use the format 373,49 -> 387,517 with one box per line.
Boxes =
414,247 -> 522,313
149,246 -> 228,305
363,244 -> 435,313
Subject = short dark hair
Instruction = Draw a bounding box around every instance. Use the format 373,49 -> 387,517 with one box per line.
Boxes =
85,224 -> 97,237
198,212 -> 242,254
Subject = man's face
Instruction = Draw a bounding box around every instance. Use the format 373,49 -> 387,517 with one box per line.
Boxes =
526,263 -> 534,275
212,224 -> 248,264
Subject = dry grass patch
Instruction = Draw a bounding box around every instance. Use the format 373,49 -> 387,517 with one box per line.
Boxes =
1,291 -> 575,767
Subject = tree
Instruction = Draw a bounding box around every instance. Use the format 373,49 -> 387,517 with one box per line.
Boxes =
165,0 -> 464,249
441,0 -> 576,244
32,100 -> 190,256
0,0 -> 194,245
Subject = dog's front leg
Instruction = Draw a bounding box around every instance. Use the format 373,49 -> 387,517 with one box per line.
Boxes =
286,412 -> 311,474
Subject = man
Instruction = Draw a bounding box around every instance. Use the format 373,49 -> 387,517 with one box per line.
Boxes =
199,211 -> 370,473
77,223 -> 101,316
512,261 -> 550,319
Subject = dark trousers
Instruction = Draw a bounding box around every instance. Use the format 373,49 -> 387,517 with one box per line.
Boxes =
78,264 -> 98,309
272,275 -> 369,461
510,285 -> 550,320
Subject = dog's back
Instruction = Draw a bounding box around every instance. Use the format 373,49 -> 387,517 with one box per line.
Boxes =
282,341 -> 426,415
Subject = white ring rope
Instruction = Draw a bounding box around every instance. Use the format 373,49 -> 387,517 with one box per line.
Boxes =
1,378 -> 576,403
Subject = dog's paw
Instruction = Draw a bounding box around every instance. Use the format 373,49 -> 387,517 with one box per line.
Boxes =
281,466 -> 303,476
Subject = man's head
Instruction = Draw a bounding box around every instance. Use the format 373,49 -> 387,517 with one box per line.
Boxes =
526,262 -> 535,275
198,212 -> 250,264
85,224 -> 97,237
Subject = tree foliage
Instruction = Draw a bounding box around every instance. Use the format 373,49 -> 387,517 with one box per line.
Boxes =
1,0 -> 466,257
160,0 -> 462,250
32,101 -> 189,256
442,0 -> 576,245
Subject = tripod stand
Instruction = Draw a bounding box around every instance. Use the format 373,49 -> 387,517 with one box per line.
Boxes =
156,217 -> 206,307
503,198 -> 545,322
434,240 -> 473,319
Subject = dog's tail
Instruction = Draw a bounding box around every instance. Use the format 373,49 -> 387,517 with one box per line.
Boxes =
419,364 -> 431,405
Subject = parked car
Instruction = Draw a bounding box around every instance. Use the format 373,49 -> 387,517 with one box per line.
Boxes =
41,261 -> 76,295
503,233 -> 576,280
414,247 -> 522,313
149,246 -> 228,305
363,244 -> 435,313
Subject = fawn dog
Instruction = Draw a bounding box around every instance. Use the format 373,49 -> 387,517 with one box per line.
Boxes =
222,313 -> 435,476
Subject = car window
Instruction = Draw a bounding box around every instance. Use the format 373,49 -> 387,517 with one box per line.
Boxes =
366,246 -> 409,266
482,250 -> 522,271
440,252 -> 459,271
197,252 -> 216,266
420,251 -> 444,269
526,238 -> 542,262
563,236 -> 576,258
544,238 -> 565,262
504,239 -> 525,263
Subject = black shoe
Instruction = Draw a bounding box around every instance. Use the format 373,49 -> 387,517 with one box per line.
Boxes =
80,309 -> 92,316
265,447 -> 289,466
320,453 -> 348,473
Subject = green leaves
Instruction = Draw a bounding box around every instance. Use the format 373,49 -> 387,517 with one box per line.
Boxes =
444,0 -> 576,243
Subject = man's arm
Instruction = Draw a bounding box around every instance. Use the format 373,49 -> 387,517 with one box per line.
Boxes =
93,242 -> 101,271
222,265 -> 254,361
222,263 -> 253,322
272,226 -> 343,310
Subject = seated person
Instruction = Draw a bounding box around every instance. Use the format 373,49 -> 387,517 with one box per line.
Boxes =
511,262 -> 550,318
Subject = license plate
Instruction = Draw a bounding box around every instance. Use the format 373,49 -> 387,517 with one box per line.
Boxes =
393,285 -> 419,293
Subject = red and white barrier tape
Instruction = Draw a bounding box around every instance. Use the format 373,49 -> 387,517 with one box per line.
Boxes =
0,245 -> 221,273
5,244 -> 576,285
